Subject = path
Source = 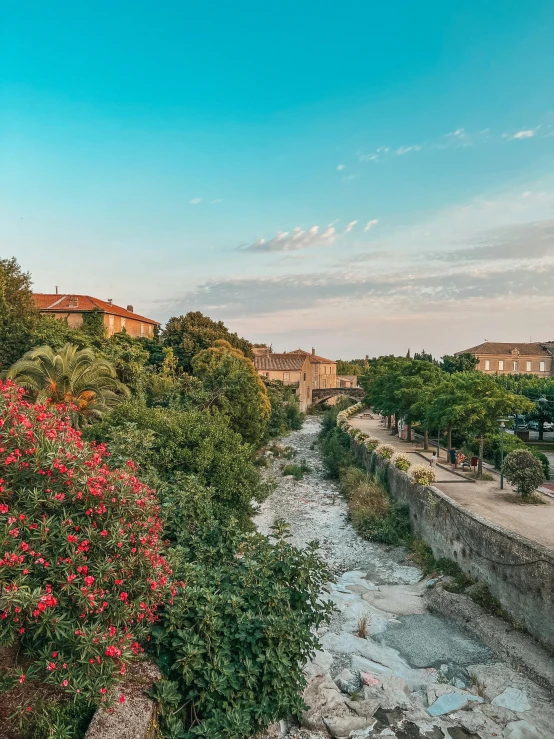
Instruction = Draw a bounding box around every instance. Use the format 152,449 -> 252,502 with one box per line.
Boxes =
350,415 -> 554,550
255,417 -> 554,739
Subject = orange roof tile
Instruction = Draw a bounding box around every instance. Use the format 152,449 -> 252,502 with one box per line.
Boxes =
288,349 -> 336,364
254,354 -> 307,371
33,294 -> 160,325
456,341 -> 550,357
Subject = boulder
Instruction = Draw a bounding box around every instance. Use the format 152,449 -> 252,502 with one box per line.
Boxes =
322,715 -> 376,738
301,675 -> 351,731
503,721 -> 544,739
480,704 -> 519,727
449,708 -> 503,736
492,688 -> 531,713
334,668 -> 359,695
426,691 -> 483,716
305,650 -> 334,678
346,698 -> 380,719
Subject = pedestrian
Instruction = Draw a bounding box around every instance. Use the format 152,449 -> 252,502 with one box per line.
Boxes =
429,452 -> 437,468
449,448 -> 457,470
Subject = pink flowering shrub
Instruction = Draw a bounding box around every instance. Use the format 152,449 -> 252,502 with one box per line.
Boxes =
0,380 -> 172,705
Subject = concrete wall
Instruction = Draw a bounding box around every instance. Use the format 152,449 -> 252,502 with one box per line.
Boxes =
351,438 -> 554,652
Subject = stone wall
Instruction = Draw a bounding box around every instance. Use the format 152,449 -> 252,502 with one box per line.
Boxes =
351,439 -> 554,652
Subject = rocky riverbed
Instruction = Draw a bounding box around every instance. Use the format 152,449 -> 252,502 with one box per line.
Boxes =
254,417 -> 554,739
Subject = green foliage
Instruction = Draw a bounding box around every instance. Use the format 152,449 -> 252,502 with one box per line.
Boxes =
320,426 -> 355,478
264,380 -> 304,438
464,432 -> 550,478
100,332 -> 150,391
81,308 -> 106,343
336,359 -> 366,376
282,461 -> 310,480
88,401 -> 261,523
192,340 -> 271,445
163,311 -> 253,372
29,316 -> 92,352
440,353 -> 479,374
7,343 -> 129,427
150,522 -> 332,739
503,449 -> 545,498
18,697 -> 94,739
0,256 -> 39,370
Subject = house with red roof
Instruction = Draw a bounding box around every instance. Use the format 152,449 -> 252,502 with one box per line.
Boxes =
33,293 -> 160,339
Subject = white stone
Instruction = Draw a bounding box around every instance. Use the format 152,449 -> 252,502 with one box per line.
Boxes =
322,715 -> 374,738
503,720 -> 544,739
304,650 -> 334,678
492,688 -> 531,713
334,668 -> 358,695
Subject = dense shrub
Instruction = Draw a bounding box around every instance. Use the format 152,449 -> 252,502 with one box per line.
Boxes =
265,381 -> 304,439
410,464 -> 437,486
150,522 -> 332,739
503,450 -> 545,498
464,433 -> 550,479
391,452 -> 411,472
320,426 -> 354,478
0,380 -> 172,708
375,443 -> 395,460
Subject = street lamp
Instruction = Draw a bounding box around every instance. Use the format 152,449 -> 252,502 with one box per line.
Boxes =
499,419 -> 508,489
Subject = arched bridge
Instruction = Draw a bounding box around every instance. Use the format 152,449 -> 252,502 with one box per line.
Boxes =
311,387 -> 364,404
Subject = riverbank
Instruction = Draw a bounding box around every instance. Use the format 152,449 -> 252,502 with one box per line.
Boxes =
255,416 -> 554,739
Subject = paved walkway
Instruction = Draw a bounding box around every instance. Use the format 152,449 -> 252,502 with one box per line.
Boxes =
350,415 -> 554,550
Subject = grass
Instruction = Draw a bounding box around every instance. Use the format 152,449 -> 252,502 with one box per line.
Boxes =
356,616 -> 369,639
267,444 -> 296,459
282,460 -> 310,480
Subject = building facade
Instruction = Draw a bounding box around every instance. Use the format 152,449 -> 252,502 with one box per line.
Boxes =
253,347 -> 337,410
33,294 -> 160,339
456,342 -> 554,377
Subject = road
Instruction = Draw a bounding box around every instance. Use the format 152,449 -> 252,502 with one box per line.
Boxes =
349,415 -> 554,550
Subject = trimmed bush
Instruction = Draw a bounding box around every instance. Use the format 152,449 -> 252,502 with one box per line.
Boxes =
376,443 -> 395,460
410,464 -> 437,486
503,449 -> 545,498
0,380 -> 172,708
391,452 -> 411,472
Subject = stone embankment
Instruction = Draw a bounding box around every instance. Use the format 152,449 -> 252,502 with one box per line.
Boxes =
255,417 -> 554,739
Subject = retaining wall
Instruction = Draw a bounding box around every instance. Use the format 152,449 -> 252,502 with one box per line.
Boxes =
351,439 -> 554,651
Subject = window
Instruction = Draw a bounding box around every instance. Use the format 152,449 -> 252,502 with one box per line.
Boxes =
140,323 -> 144,336
540,361 -> 546,372
513,361 -> 518,372
484,360 -> 490,370
324,366 -> 327,374
283,372 -> 290,381
498,360 -> 504,371
303,372 -> 306,381
108,314 -> 114,327
323,379 -> 326,388
121,317 -> 126,329
148,325 -> 153,336
526,361 -> 532,372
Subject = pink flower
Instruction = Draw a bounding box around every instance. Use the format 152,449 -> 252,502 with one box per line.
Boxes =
119,592 -> 128,602
119,695 -> 125,704
61,679 -> 69,687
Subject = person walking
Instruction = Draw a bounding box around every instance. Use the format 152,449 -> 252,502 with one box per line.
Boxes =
449,448 -> 457,470
429,452 -> 438,468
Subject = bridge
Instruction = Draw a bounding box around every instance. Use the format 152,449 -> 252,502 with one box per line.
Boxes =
311,386 -> 364,404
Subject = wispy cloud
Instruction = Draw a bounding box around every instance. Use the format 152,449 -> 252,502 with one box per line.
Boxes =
337,164 -> 345,171
241,224 -> 337,253
190,197 -> 201,204
364,219 -> 379,231
211,198 -> 223,204
344,220 -> 358,233
505,129 -> 535,140
395,145 -> 422,156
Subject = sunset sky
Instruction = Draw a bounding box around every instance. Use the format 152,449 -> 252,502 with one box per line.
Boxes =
2,1 -> 554,358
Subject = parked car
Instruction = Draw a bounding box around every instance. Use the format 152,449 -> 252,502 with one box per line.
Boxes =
543,421 -> 554,432
528,421 -> 539,431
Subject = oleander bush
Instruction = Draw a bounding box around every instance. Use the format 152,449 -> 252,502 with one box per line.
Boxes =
375,443 -> 395,460
0,380 -> 172,712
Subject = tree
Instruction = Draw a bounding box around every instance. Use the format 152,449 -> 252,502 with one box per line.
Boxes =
163,311 -> 253,372
503,449 -> 544,498
7,343 -> 129,427
336,360 -> 365,376
440,353 -> 479,374
264,380 -> 303,438
100,331 -> 150,391
0,257 -> 39,369
191,340 -> 271,445
413,349 -> 437,364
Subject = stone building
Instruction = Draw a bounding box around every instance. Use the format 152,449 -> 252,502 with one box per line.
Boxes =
33,293 -> 160,339
456,341 -> 554,377
253,347 -> 337,410
337,374 -> 358,388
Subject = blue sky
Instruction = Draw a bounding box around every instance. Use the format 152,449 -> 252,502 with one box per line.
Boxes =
2,1 -> 554,357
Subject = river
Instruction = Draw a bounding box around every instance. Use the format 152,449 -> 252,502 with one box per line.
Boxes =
254,416 -> 554,739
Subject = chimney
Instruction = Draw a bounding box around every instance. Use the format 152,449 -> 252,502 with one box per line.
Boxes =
126,305 -> 134,313
55,286 -> 58,295
312,347 -> 315,356
108,298 -> 113,305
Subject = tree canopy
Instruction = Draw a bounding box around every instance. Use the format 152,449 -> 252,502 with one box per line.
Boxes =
0,257 -> 39,369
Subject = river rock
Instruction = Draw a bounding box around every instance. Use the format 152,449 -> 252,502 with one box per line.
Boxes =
334,668 -> 359,695
322,715 -> 376,738
480,703 -> 519,726
503,720 -> 544,739
350,654 -> 427,693
492,688 -> 531,713
346,698 -> 380,719
450,708 -> 503,736
427,691 -> 483,716
305,650 -> 334,678
301,675 -> 351,731
361,584 -> 427,616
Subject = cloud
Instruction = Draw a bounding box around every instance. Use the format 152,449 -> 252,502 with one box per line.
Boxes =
337,164 -> 345,171
509,129 -> 535,140
189,198 -> 201,205
364,219 -> 379,232
342,173 -> 359,182
241,224 -> 336,253
211,198 -> 223,204
344,220 -> 358,234
396,145 -> 422,155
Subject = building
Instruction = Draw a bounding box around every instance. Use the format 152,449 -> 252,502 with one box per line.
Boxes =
288,348 -> 337,390
337,374 -> 358,388
456,341 -> 554,377
253,347 -> 337,411
33,293 -> 160,339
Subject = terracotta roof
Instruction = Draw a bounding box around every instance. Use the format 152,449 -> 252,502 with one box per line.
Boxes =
33,294 -> 160,325
288,349 -> 336,364
456,342 -> 550,357
254,354 -> 307,371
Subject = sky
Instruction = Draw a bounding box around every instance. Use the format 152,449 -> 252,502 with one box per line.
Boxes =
1,1 -> 554,359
